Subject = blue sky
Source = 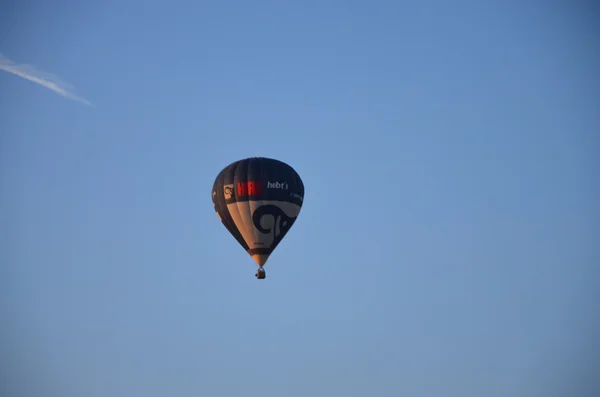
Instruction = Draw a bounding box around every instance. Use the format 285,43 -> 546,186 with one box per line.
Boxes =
1,1 -> 598,396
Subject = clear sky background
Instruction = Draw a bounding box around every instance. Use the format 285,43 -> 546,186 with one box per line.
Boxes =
1,1 -> 598,396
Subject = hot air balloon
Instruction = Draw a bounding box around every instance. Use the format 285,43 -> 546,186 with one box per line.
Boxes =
211,157 -> 304,279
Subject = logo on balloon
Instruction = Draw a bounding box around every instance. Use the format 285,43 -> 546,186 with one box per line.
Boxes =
223,184 -> 234,200
252,204 -> 296,248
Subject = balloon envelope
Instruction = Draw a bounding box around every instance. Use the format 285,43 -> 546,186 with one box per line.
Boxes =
211,157 -> 304,266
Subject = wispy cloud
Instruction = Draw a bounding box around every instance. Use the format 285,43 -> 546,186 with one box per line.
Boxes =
0,53 -> 93,106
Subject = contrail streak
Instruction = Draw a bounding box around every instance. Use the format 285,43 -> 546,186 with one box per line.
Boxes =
0,53 -> 93,106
